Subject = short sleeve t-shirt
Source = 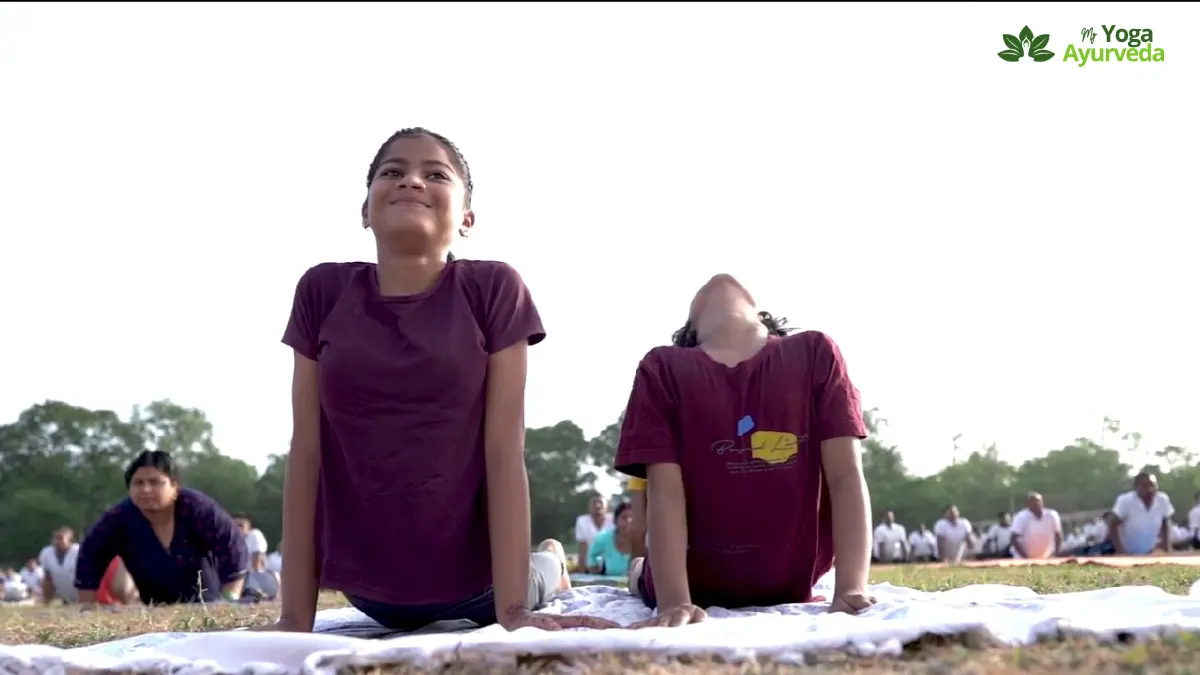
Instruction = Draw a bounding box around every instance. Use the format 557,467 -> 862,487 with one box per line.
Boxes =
615,331 -> 867,609
909,530 -> 937,557
245,529 -> 269,556
873,523 -> 907,559
934,518 -> 973,558
38,544 -> 79,603
1112,491 -> 1174,555
1010,508 -> 1062,559
574,513 -> 614,544
282,259 -> 544,605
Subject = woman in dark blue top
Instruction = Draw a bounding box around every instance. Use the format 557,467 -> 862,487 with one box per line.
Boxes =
74,450 -> 250,605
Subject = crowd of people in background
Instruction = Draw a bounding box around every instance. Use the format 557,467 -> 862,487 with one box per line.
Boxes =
871,474 -> 1200,564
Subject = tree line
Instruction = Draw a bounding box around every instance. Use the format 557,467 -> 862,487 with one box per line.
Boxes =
0,400 -> 1195,565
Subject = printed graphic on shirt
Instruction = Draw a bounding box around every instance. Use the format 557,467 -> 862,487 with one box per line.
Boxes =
711,415 -> 805,474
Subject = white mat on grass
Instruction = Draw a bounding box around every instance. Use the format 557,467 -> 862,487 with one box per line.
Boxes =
6,571 -> 1200,675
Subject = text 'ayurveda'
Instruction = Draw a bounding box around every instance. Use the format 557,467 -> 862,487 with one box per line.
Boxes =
1065,25 -> 1164,67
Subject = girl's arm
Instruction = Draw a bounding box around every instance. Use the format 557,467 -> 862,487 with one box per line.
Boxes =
277,351 -> 322,630
483,342 -> 535,627
821,437 -> 872,597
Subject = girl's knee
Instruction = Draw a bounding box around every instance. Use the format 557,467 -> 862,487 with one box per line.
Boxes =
627,557 -> 645,598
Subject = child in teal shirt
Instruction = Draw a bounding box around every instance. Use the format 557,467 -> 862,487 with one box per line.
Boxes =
586,502 -> 635,576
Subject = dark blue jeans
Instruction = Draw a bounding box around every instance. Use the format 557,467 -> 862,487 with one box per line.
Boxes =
346,550 -> 564,632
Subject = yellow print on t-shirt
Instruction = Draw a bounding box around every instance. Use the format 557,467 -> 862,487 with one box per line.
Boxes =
749,431 -> 799,465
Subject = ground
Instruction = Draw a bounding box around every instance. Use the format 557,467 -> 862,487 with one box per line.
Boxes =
3,564 -> 1200,673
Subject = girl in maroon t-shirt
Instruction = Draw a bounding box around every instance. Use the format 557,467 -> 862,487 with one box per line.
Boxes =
615,274 -> 878,627
264,129 -> 615,633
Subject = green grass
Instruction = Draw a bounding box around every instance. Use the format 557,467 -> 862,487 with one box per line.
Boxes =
3,563 -> 1200,673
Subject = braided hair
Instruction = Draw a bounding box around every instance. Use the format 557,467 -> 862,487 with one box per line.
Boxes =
670,311 -> 794,348
361,127 -> 474,261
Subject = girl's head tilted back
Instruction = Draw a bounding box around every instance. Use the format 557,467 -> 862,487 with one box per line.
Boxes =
361,128 -> 474,258
671,273 -> 793,347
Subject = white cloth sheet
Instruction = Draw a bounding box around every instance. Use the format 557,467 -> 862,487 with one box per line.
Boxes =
6,571 -> 1200,675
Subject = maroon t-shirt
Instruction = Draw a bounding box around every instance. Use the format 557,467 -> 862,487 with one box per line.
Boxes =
614,331 -> 867,609
282,259 -> 544,605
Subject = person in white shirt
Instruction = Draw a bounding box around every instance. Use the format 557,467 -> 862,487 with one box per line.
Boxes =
873,511 -> 908,563
982,512 -> 1013,559
908,523 -> 937,562
266,539 -> 283,574
933,505 -> 974,563
1171,523 -> 1191,548
1108,473 -> 1174,555
2,567 -> 28,601
1064,529 -> 1085,552
573,494 -> 614,572
1188,491 -> 1200,549
18,559 -> 44,599
1010,492 -> 1063,559
232,514 -> 270,572
38,526 -> 80,605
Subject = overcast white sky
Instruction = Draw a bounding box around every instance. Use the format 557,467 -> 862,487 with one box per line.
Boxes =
1,3 -> 1196,487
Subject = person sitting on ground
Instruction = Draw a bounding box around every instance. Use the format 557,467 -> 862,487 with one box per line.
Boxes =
615,273 -> 875,627
574,494 -> 614,573
266,540 -> 283,574
2,567 -> 27,601
1106,472 -> 1174,555
586,501 -> 636,576
908,523 -> 937,562
39,527 -> 80,605
1189,491 -> 1200,550
262,128 -> 615,634
232,514 -> 270,572
95,557 -> 140,606
627,477 -> 648,560
981,512 -> 1013,559
873,511 -> 908,564
933,505 -> 974,563
1171,521 -> 1192,550
74,450 -> 250,605
1010,492 -> 1062,559
18,559 -> 43,601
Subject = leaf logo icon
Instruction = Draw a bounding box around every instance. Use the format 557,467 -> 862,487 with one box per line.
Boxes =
998,25 -> 1055,62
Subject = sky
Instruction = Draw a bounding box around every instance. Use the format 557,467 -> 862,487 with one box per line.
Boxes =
1,2 -> 1197,493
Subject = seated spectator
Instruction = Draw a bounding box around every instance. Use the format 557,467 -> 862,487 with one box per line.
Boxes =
2,567 -> 28,601
18,559 -> 43,600
873,512 -> 908,563
574,494 -> 613,573
908,523 -> 937,562
95,557 -> 140,606
981,512 -> 1013,559
586,502 -> 635,576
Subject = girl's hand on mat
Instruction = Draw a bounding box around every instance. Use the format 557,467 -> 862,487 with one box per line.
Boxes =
830,592 -> 877,615
252,617 -> 313,632
500,609 -> 620,631
631,603 -> 707,628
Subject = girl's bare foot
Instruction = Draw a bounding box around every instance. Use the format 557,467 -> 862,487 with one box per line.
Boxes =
538,538 -> 572,593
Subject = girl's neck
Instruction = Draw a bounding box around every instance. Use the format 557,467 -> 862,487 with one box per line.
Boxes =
375,248 -> 449,296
